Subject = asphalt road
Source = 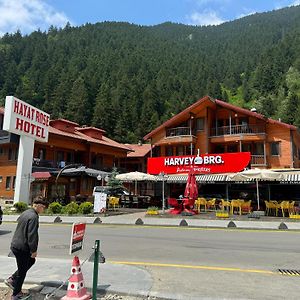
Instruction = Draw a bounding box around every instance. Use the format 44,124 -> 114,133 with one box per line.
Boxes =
1,223 -> 300,299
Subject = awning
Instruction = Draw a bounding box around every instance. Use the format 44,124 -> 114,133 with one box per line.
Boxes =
32,171 -> 51,181
282,173 -> 300,183
164,174 -> 228,183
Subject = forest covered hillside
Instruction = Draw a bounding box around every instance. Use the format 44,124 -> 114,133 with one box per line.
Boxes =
1,5 -> 300,142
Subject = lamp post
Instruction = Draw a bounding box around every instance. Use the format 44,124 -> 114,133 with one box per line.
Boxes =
159,172 -> 168,214
55,163 -> 82,200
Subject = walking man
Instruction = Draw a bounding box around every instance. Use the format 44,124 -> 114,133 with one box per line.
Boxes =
5,197 -> 47,300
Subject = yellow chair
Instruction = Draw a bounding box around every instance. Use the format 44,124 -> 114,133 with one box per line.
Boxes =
264,201 -> 278,216
207,198 -> 216,211
221,199 -> 231,212
280,201 -> 290,217
289,201 -> 295,215
195,197 -> 207,212
231,199 -> 243,215
241,200 -> 252,214
108,197 -> 120,210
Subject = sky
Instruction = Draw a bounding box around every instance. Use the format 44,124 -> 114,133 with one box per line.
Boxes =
0,0 -> 300,36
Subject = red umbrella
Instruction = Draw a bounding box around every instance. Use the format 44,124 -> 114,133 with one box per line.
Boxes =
183,170 -> 198,212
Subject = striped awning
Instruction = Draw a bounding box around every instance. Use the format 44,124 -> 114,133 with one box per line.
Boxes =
164,174 -> 228,183
282,173 -> 300,182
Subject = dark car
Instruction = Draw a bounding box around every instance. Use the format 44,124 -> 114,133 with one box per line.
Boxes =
0,206 -> 3,225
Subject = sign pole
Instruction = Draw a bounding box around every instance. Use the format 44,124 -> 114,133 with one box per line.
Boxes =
92,240 -> 100,300
14,136 -> 34,204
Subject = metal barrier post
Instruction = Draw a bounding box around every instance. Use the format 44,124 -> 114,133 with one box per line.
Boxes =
92,240 -> 100,300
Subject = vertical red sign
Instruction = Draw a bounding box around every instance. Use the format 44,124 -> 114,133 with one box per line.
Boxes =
69,222 -> 86,255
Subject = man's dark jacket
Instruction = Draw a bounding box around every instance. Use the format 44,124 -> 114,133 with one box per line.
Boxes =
11,208 -> 39,254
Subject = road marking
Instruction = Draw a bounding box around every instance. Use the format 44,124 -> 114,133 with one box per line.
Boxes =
109,260 -> 277,275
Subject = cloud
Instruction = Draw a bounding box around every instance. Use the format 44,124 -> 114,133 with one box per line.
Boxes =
188,10 -> 225,26
290,0 -> 300,5
0,0 -> 71,36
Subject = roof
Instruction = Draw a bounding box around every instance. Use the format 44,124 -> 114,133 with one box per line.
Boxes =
124,144 -> 152,157
0,106 -> 130,152
143,95 -> 297,140
32,171 -> 51,180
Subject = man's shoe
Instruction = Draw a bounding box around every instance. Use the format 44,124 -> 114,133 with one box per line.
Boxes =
11,292 -> 31,300
4,277 -> 14,289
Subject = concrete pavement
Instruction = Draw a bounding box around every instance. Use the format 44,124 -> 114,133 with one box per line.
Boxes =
2,211 -> 300,299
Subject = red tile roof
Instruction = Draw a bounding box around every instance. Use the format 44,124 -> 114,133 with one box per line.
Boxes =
124,144 -> 152,157
0,106 -> 131,151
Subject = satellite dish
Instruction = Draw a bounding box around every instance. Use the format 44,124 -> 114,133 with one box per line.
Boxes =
97,175 -> 102,181
104,175 -> 109,182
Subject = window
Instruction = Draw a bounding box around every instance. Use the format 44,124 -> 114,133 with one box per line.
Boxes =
196,118 -> 205,131
270,142 -> 280,156
6,176 -> 11,190
12,176 -> 16,190
176,145 -> 184,156
253,143 -> 264,155
39,148 -> 46,160
166,146 -> 173,156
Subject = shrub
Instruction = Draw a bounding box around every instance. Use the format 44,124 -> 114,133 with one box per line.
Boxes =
14,202 -> 28,213
48,202 -> 63,214
78,202 -> 93,215
63,202 -> 79,215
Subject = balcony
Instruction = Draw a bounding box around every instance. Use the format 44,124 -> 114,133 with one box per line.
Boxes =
166,127 -> 193,137
210,124 -> 266,137
251,155 -> 267,167
155,126 -> 196,146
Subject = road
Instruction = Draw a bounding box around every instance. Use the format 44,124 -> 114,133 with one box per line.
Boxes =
1,223 -> 300,299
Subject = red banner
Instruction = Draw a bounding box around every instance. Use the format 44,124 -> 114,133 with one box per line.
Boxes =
147,152 -> 251,175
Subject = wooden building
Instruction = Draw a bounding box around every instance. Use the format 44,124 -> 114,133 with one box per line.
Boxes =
0,107 -> 131,202
144,96 -> 300,169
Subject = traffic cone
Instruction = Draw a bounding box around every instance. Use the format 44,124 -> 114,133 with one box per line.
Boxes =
61,256 -> 91,300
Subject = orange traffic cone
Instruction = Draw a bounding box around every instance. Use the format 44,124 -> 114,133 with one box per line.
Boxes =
61,256 -> 91,300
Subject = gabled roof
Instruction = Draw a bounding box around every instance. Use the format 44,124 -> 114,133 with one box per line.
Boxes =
124,143 -> 152,157
143,95 -> 297,140
0,106 -> 130,151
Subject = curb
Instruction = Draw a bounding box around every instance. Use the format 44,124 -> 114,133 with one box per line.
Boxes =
3,215 -> 300,230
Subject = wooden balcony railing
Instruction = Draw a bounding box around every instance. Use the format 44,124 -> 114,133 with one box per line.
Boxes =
210,124 -> 266,137
251,155 -> 266,166
166,127 -> 193,137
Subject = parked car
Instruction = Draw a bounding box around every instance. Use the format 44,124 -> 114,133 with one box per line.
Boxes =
0,206 -> 3,225
93,186 -> 130,197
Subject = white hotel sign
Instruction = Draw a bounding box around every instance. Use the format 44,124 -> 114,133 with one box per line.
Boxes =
3,96 -> 49,142
3,96 -> 50,204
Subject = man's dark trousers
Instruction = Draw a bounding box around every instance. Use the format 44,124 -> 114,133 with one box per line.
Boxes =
11,247 -> 36,296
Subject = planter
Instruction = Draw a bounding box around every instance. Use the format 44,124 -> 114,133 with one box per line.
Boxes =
289,214 -> 300,219
146,210 -> 159,215
216,211 -> 229,218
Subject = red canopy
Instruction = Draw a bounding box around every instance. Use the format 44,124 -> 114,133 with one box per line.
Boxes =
184,170 -> 198,201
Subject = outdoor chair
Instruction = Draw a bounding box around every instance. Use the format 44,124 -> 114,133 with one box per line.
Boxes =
132,196 -> 139,208
230,199 -> 243,215
289,201 -> 295,215
195,197 -> 207,212
265,201 -> 278,216
221,199 -> 231,211
108,197 -> 120,210
241,200 -> 252,214
207,198 -> 216,211
280,201 -> 290,217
